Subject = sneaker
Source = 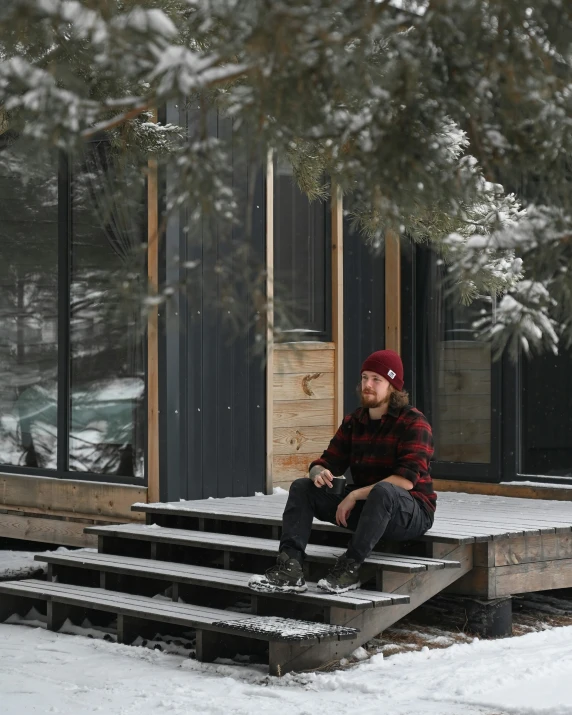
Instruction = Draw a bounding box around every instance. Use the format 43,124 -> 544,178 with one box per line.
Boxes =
248,552 -> 307,593
317,555 -> 361,593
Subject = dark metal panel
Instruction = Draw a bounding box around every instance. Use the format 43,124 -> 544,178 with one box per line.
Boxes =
342,217 -> 385,415
161,102 -> 266,501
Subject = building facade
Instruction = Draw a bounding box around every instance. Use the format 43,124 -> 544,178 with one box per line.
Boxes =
1,106 -> 571,545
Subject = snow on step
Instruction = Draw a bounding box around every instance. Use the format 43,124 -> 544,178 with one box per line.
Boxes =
0,580 -> 359,643
211,616 -> 358,641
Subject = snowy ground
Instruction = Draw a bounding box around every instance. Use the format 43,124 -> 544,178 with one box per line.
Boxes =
2,619 -> 572,715
3,547 -> 572,714
0,546 -> 94,581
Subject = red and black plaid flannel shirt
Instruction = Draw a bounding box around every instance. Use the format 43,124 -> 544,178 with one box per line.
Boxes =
309,404 -> 437,514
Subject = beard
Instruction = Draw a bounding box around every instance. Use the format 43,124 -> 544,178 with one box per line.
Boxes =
360,390 -> 390,409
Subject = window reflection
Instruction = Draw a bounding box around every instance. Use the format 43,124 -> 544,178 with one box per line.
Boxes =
69,141 -> 145,477
417,249 -> 492,463
274,157 -> 328,336
0,134 -> 59,468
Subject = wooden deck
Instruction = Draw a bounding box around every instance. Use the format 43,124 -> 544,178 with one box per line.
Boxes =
134,490 -> 572,599
2,489 -> 572,675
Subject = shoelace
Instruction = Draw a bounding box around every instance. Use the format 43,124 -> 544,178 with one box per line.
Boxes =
330,558 -> 352,577
265,558 -> 290,577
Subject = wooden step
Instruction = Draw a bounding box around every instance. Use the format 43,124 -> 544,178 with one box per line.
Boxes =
0,579 -> 360,675
133,497 -> 471,544
36,551 -> 410,609
85,523 -> 462,573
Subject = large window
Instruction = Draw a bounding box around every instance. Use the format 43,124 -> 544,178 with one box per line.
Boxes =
0,134 -> 59,468
416,248 -> 493,466
273,157 -> 330,338
0,134 -> 146,481
68,143 -> 145,477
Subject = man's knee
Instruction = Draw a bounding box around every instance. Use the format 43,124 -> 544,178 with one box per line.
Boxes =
369,480 -> 399,507
289,477 -> 314,493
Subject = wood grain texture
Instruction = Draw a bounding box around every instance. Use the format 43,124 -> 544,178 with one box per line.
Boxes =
385,229 -> 401,354
440,369 -> 491,395
273,454 -> 316,482
273,426 -> 332,455
0,513 -> 98,547
331,183 -> 344,426
494,558 -> 572,596
437,419 -> 491,444
442,341 -> 491,370
438,444 -> 491,462
274,348 -> 335,374
273,399 -> 335,428
0,473 -> 146,519
274,372 -> 334,401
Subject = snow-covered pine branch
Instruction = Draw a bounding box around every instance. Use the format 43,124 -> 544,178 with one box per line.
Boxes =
0,0 -> 571,353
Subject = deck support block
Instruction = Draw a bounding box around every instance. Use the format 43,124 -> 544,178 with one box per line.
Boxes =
117,614 -> 148,644
47,600 -> 74,632
464,596 -> 512,638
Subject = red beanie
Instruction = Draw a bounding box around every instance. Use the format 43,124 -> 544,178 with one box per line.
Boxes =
361,349 -> 404,391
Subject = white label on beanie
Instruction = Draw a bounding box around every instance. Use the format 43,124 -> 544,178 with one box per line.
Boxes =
388,369 -> 396,379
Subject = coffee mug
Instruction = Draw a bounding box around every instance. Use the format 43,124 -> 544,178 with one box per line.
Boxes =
330,476 -> 346,496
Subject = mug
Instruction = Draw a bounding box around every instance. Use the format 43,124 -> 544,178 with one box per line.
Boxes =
330,476 -> 346,496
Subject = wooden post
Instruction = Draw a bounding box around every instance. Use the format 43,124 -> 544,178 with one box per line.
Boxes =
147,109 -> 160,504
384,229 -> 401,354
331,184 -> 344,425
266,150 -> 275,494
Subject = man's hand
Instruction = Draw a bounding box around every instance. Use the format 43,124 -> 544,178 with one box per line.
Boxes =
336,492 -> 357,527
312,469 -> 334,488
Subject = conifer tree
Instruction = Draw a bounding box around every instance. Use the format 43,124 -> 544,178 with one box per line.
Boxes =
0,0 -> 571,356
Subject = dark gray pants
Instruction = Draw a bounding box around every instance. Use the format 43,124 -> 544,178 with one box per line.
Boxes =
279,478 -> 434,564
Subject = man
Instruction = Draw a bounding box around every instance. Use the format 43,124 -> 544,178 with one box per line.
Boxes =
249,349 -> 436,594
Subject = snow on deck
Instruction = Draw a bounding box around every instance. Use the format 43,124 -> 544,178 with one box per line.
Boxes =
135,489 -> 572,542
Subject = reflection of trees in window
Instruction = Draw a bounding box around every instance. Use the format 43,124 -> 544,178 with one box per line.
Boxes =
418,248 -> 491,464
0,133 -> 59,468
274,157 -> 329,338
0,132 -> 146,478
69,140 -> 146,477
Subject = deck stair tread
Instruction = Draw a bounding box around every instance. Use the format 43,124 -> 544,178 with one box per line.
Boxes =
85,523 -> 461,572
35,552 -> 410,609
132,491 -> 572,542
0,580 -> 358,643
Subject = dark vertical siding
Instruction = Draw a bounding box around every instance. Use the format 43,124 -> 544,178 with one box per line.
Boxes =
160,102 -> 266,501
342,217 -> 385,415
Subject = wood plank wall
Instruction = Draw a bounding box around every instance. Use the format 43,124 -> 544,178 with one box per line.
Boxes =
0,474 -> 146,547
272,343 -> 336,489
435,341 -> 491,463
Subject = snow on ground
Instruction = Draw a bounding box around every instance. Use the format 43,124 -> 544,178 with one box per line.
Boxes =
2,620 -> 572,715
0,547 -> 95,580
0,550 -> 47,580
